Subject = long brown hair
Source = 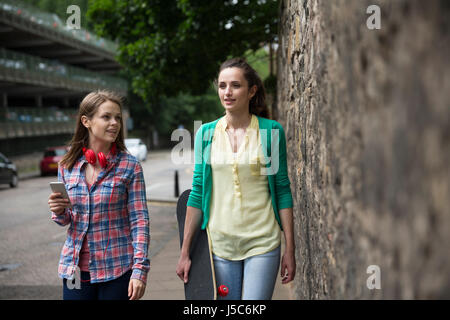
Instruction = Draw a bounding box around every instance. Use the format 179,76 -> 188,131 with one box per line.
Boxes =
216,57 -> 270,118
60,90 -> 126,171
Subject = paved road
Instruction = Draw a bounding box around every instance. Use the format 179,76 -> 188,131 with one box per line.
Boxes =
143,150 -> 193,201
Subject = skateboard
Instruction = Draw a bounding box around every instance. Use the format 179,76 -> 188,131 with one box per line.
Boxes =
176,189 -> 218,300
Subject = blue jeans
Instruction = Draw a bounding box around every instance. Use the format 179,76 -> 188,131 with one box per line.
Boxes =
213,246 -> 280,300
63,269 -> 132,300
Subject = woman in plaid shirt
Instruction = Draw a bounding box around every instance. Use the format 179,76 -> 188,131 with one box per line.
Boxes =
48,91 -> 150,300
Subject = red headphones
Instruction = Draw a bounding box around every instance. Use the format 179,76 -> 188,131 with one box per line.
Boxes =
82,142 -> 117,168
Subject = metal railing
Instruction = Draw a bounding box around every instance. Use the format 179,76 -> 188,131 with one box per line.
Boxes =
0,0 -> 118,54
0,106 -> 77,139
0,47 -> 128,94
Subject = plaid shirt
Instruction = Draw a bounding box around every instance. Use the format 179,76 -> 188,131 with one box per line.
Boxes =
51,151 -> 150,284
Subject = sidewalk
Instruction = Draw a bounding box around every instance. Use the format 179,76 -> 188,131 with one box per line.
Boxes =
143,202 -> 293,300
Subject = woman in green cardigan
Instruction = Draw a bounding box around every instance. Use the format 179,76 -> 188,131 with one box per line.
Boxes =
176,57 -> 295,300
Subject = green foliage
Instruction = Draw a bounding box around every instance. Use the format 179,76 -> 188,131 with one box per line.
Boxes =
128,85 -> 223,135
88,0 -> 278,99
245,47 -> 272,81
159,86 -> 224,132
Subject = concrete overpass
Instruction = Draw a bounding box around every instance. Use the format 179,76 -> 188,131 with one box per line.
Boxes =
0,0 -> 121,73
0,0 -> 130,156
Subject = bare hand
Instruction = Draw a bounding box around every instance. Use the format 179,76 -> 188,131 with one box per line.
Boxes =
176,253 -> 191,283
280,250 -> 296,284
48,192 -> 70,215
128,278 -> 146,300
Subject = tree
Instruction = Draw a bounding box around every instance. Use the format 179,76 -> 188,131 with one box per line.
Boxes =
88,0 -> 278,101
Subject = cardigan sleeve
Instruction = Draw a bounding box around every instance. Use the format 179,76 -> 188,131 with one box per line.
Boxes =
273,121 -> 293,210
187,124 -> 204,210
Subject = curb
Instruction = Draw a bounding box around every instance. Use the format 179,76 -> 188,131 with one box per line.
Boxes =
147,197 -> 178,204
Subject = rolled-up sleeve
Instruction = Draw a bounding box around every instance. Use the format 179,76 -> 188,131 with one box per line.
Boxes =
51,165 -> 72,226
127,161 -> 150,283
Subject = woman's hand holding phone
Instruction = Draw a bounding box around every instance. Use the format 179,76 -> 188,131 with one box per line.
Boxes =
48,192 -> 70,215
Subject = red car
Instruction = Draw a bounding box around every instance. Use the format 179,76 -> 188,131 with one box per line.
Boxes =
40,146 -> 69,176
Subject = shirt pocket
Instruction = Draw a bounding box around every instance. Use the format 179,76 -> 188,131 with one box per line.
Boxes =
101,181 -> 127,217
66,182 -> 78,210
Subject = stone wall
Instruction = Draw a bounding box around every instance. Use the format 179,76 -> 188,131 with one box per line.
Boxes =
277,0 -> 449,299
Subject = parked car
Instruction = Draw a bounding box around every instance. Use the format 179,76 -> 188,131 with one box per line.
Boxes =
125,138 -> 148,162
0,152 -> 18,188
40,146 -> 69,176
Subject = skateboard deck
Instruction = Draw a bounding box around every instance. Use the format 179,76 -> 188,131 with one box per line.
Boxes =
176,189 -> 217,300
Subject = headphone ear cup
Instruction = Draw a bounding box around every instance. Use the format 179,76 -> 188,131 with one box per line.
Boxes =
84,149 -> 97,165
97,152 -> 107,168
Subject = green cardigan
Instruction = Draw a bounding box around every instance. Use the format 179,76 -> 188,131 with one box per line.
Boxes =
186,116 -> 293,230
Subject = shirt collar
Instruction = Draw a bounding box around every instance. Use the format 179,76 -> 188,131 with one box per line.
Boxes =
217,114 -> 257,131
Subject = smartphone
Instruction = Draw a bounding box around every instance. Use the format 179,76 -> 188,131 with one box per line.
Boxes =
50,182 -> 72,209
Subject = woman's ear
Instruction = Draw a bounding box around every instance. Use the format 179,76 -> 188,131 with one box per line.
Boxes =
81,115 -> 90,129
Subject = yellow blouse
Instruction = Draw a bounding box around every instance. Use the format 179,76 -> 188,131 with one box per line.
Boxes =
208,115 -> 281,260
